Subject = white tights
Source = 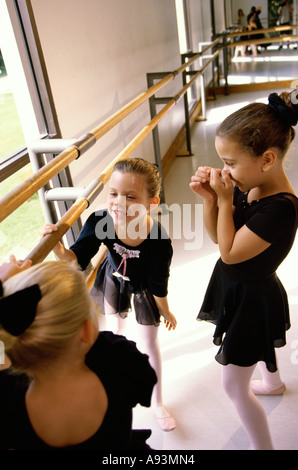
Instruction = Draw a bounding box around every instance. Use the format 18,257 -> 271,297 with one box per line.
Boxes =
255,361 -> 284,391
101,313 -> 163,409
222,363 -> 274,450
101,282 -> 165,410
136,323 -> 163,408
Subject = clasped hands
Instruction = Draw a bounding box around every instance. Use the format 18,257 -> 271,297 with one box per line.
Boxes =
190,166 -> 234,201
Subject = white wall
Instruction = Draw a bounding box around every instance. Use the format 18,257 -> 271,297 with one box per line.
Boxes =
214,0 -> 227,34
30,0 -> 214,218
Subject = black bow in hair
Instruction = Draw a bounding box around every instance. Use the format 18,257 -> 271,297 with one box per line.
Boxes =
268,93 -> 298,127
0,284 -> 41,336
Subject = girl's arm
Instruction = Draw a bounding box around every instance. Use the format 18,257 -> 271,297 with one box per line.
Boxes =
203,198 -> 219,244
190,166 -> 219,243
210,169 -> 270,264
153,295 -> 177,331
42,224 -> 78,263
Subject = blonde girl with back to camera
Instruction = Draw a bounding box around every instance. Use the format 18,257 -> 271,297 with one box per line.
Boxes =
43,157 -> 177,432
0,260 -> 157,449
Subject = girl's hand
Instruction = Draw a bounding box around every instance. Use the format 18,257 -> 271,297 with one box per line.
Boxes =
153,296 -> 176,331
41,223 -> 65,257
189,166 -> 217,201
41,223 -> 59,238
0,254 -> 32,283
162,311 -> 177,331
209,169 -> 234,201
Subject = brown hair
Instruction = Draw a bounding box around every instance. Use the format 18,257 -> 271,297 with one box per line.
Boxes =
113,158 -> 161,198
216,91 -> 298,159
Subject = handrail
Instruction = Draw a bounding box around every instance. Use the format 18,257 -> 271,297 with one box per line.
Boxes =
0,38 -> 223,225
23,46 -> 220,266
225,23 -> 298,48
227,23 -> 298,39
219,23 -> 298,95
227,33 -> 298,49
1,47 -> 216,224
0,74 -> 172,223
1,25 -> 292,276
199,49 -> 220,74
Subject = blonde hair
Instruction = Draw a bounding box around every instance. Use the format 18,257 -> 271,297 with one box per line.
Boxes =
113,158 -> 161,198
0,261 -> 95,375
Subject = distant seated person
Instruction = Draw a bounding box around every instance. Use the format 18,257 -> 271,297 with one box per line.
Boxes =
237,8 -> 245,27
278,0 -> 293,28
0,257 -> 157,450
233,9 -> 248,58
278,0 -> 293,48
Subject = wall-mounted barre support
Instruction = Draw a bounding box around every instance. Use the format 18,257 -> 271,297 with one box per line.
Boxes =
24,64 -> 206,265
146,72 -> 172,204
0,51 -> 207,224
28,138 -> 77,211
147,44 -> 221,179
1,40 -> 220,266
45,187 -> 85,202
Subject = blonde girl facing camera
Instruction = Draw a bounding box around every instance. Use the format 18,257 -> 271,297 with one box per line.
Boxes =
0,260 -> 156,449
42,158 -> 177,432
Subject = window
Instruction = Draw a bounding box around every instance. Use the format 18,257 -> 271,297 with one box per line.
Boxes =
0,0 -> 58,177
0,0 -> 59,263
175,0 -> 197,104
0,52 -> 26,162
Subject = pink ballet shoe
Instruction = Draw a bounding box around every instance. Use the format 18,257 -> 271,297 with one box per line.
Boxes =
153,406 -> 176,432
250,379 -> 286,395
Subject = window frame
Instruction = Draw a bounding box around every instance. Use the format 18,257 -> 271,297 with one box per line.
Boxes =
0,0 -> 60,181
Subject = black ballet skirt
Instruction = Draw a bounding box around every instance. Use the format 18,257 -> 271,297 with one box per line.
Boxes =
70,210 -> 173,327
198,188 -> 298,372
198,258 -> 290,372
90,254 -> 161,326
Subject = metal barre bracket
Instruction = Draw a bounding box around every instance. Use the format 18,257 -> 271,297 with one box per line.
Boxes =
45,187 -> 84,202
45,178 -> 104,207
72,132 -> 97,159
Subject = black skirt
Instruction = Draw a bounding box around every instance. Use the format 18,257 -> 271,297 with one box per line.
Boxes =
90,255 -> 160,327
197,258 -> 290,372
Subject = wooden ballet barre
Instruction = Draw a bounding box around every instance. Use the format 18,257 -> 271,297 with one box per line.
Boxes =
25,197 -> 89,265
0,145 -> 79,224
0,76 -> 174,223
88,72 -> 176,141
199,49 -> 220,73
227,24 -> 298,40
227,34 -> 298,48
25,63 -> 205,266
0,45 -> 213,224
